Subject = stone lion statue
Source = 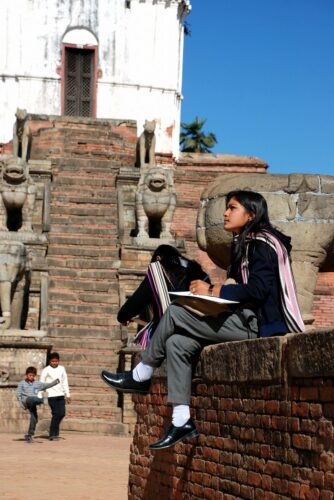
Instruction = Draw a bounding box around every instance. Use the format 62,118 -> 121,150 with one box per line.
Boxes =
12,108 -> 32,162
135,166 -> 176,240
0,241 -> 29,330
0,156 -> 36,232
136,120 -> 156,168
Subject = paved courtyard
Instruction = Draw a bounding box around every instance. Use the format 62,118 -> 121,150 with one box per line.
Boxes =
0,432 -> 132,500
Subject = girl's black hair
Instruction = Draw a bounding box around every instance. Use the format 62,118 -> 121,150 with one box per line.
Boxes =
150,245 -> 182,266
151,244 -> 206,290
226,190 -> 291,262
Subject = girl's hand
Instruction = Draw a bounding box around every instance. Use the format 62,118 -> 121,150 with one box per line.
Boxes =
120,321 -> 130,326
190,280 -> 219,297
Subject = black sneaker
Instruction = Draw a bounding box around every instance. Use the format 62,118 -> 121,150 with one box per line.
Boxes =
25,434 -> 33,443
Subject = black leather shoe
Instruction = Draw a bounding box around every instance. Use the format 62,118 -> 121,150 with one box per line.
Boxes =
100,370 -> 151,394
149,418 -> 198,450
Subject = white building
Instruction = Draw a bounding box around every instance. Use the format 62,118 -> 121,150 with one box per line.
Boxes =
0,0 -> 191,157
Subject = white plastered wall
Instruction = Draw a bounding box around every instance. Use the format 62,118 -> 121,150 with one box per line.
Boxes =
0,0 -> 191,157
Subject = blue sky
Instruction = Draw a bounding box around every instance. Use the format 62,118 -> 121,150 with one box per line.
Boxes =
181,0 -> 334,175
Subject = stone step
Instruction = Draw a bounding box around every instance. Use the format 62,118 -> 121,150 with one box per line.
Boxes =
70,385 -> 121,394
47,327 -> 118,338
49,210 -> 117,219
51,206 -> 115,217
54,162 -> 132,172
60,346 -> 116,359
52,176 -> 115,187
50,194 -> 116,204
56,158 -> 114,167
67,410 -> 122,420
49,214 -> 117,223
61,418 -> 129,436
67,405 -> 122,418
64,364 -> 110,376
47,246 -> 117,257
35,133 -> 129,149
47,226 -> 117,236
53,169 -> 119,177
47,235 -> 116,246
69,392 -> 119,404
53,157 -> 130,169
55,165 -> 116,175
48,303 -> 115,317
48,227 -> 118,238
47,350 -> 118,361
66,374 -> 113,388
47,257 -> 119,269
49,267 -> 117,278
48,277 -> 112,291
45,337 -> 122,349
47,313 -> 113,328
53,127 -> 128,141
48,292 -> 114,305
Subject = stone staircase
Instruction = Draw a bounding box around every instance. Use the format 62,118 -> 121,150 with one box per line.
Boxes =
31,118 -> 137,435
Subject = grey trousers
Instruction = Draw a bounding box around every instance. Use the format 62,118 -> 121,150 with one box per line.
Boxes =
141,304 -> 258,405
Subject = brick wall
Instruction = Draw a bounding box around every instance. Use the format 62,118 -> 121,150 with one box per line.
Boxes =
129,330 -> 334,499
312,273 -> 334,328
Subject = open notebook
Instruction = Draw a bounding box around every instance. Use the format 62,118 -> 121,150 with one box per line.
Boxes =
169,291 -> 239,316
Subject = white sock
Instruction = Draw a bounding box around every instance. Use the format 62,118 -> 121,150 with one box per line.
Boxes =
132,362 -> 153,382
172,405 -> 190,427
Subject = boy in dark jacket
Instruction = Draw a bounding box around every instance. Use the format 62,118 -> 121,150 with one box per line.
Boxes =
16,366 -> 59,442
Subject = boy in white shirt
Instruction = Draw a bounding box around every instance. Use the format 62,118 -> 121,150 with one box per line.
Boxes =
40,352 -> 71,440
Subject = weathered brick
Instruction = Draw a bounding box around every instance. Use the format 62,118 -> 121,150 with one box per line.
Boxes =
288,481 -> 301,498
292,434 -> 312,450
300,387 -> 319,401
248,471 -> 262,487
324,472 -> 334,490
292,402 -> 310,418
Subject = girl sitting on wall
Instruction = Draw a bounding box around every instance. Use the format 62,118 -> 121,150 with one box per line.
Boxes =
102,190 -> 304,450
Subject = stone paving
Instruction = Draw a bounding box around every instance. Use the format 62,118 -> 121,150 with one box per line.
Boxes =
0,432 -> 132,500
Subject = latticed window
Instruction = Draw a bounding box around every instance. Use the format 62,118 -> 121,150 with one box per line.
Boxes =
64,48 -> 94,117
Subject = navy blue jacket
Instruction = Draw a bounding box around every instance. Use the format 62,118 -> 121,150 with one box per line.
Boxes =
220,240 -> 289,337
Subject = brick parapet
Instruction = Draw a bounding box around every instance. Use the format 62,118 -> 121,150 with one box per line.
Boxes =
129,329 -> 334,499
313,273 -> 334,328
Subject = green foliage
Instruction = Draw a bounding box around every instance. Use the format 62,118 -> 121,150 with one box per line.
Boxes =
180,117 -> 217,153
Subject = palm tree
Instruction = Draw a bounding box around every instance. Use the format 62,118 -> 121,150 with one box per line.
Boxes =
180,117 -> 217,153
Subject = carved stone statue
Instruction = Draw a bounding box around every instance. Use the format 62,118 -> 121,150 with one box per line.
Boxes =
0,156 -> 36,232
135,166 -> 176,240
0,241 -> 29,330
136,120 -> 156,168
12,108 -> 32,162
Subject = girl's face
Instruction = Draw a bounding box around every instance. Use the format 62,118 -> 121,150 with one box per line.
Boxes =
224,197 -> 254,233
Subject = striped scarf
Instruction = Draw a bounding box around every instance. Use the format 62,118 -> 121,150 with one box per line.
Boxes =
240,230 -> 305,333
133,261 -> 171,348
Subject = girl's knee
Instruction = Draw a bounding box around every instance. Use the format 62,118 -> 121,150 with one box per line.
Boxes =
166,334 -> 183,352
166,334 -> 200,356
